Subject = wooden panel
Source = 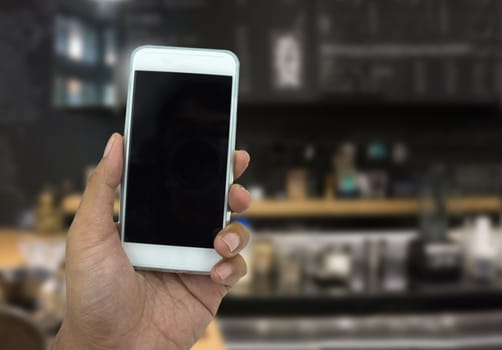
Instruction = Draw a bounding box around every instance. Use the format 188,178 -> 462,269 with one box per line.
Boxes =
62,195 -> 502,219
191,320 -> 226,350
0,230 -> 65,269
237,197 -> 502,218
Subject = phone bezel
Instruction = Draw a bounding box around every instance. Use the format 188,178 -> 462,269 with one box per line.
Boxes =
120,46 -> 239,273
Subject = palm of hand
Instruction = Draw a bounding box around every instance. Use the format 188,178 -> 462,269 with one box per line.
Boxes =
57,134 -> 251,350
66,223 -> 230,350
138,271 -> 228,348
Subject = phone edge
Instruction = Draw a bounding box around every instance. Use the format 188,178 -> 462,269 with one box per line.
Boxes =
119,46 -> 240,273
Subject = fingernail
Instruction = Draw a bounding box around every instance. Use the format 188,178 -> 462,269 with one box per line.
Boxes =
216,263 -> 233,280
240,185 -> 249,194
103,134 -> 115,158
222,232 -> 240,253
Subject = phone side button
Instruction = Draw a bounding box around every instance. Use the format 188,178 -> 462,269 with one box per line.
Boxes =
226,212 -> 232,224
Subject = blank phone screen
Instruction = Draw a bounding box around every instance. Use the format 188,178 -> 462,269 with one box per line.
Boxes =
123,70 -> 233,248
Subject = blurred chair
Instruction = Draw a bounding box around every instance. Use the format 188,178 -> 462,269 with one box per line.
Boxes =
0,305 -> 46,350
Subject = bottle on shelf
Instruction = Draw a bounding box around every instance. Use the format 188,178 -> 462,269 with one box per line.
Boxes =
408,165 -> 462,284
303,143 -> 324,198
468,216 -> 497,284
286,168 -> 308,200
286,144 -> 309,200
361,140 -> 389,198
333,142 -> 360,198
251,239 -> 278,294
364,239 -> 385,292
381,238 -> 408,292
310,244 -> 353,289
278,249 -> 305,294
35,187 -> 63,234
389,142 -> 416,197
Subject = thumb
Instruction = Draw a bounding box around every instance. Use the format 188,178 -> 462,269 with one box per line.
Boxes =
72,133 -> 123,239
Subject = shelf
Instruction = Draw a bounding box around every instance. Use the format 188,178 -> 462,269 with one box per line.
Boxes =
219,285 -> 502,316
61,195 -> 502,218
236,197 -> 502,218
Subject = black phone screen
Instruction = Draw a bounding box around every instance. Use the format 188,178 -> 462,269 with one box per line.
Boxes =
123,70 -> 233,248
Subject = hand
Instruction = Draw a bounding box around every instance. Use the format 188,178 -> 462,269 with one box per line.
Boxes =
51,133 -> 251,350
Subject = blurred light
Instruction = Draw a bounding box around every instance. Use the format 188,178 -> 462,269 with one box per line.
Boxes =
67,78 -> 82,106
68,27 -> 83,61
104,51 -> 116,66
67,78 -> 81,95
273,33 -> 303,89
104,29 -> 117,66
103,83 -> 116,107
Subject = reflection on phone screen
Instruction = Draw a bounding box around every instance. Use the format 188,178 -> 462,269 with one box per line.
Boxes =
124,71 -> 232,248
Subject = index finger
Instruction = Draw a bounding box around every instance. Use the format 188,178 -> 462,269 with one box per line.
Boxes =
234,150 -> 250,180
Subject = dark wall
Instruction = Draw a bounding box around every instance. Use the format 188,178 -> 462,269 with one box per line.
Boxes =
0,0 -> 123,224
20,111 -> 123,195
236,103 -> 502,197
4,0 -> 502,225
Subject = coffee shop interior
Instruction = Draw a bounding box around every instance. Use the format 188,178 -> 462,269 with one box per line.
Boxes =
5,0 -> 502,348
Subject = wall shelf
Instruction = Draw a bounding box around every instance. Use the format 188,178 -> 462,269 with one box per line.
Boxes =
219,286 -> 502,316
61,195 -> 502,218
236,197 -> 502,218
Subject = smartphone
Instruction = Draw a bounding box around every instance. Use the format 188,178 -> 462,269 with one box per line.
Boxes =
120,46 -> 239,273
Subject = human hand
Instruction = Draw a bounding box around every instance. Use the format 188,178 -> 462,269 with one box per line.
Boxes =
51,133 -> 251,350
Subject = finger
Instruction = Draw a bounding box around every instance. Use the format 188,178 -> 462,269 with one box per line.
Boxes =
210,254 -> 247,287
73,133 -> 123,238
228,184 -> 251,213
233,150 -> 250,180
214,222 -> 250,258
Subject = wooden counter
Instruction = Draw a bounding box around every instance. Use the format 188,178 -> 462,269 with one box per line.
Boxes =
192,321 -> 226,350
62,194 -> 502,219
0,229 -> 65,269
237,197 -> 502,218
0,229 -> 225,349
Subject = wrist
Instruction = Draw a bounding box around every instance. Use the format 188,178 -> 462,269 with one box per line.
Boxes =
51,320 -> 125,350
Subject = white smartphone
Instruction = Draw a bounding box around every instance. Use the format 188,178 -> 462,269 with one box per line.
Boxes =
120,46 -> 239,273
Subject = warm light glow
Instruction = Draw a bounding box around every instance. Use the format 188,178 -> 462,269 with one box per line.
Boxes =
67,78 -> 81,95
67,78 -> 83,106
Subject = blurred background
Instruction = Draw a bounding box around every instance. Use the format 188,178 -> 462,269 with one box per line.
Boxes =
4,0 -> 502,349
